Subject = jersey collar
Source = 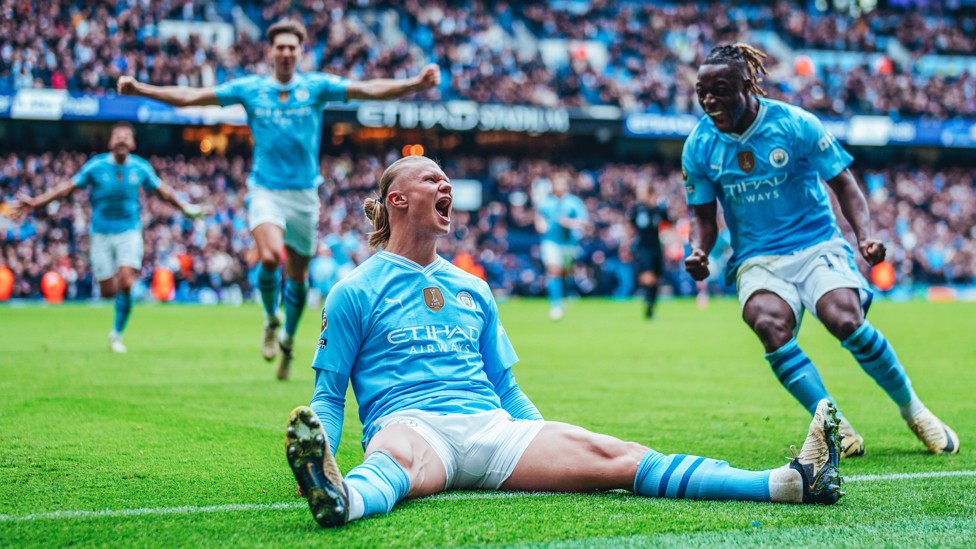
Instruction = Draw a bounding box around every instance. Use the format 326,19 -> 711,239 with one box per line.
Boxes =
377,250 -> 446,275
721,99 -> 767,144
266,73 -> 303,90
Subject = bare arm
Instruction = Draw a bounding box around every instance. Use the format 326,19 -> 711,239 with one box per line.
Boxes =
826,168 -> 885,265
345,63 -> 441,100
685,201 -> 719,281
534,213 -> 548,235
9,180 -> 78,218
153,183 -> 203,217
117,76 -> 219,107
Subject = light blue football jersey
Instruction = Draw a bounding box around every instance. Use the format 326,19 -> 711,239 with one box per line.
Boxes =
539,193 -> 588,245
72,153 -> 161,234
214,72 -> 349,190
682,98 -> 854,283
311,251 -> 518,448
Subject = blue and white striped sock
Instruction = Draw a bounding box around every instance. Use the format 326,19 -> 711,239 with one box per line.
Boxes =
842,321 -> 922,420
633,449 -> 770,501
765,338 -> 832,414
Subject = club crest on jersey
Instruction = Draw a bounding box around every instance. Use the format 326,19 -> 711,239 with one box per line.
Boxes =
769,148 -> 789,168
129,172 -> 139,184
294,87 -> 309,102
116,172 -> 123,182
737,151 -> 755,173
277,90 -> 289,104
681,166 -> 688,181
456,290 -> 476,309
423,287 -> 445,312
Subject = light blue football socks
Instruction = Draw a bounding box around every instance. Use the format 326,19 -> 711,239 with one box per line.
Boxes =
345,451 -> 410,520
283,278 -> 308,339
634,450 -> 770,501
842,321 -> 923,420
765,338 -> 832,414
113,290 -> 133,335
257,263 -> 280,319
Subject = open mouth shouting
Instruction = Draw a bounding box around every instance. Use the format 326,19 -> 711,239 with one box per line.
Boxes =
435,196 -> 452,225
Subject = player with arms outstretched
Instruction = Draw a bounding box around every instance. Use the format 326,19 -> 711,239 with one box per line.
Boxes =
283,155 -> 843,529
8,122 -> 203,352
682,43 -> 958,456
118,19 -> 440,379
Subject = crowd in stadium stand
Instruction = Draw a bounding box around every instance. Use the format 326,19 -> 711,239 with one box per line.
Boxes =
2,150 -> 975,301
2,0 -> 976,118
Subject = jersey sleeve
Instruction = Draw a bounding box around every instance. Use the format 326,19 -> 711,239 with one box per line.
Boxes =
681,132 -> 716,205
311,73 -> 350,104
71,158 -> 97,189
213,77 -> 249,107
311,283 -> 363,376
794,109 -> 853,181
478,286 -> 519,375
137,158 -> 162,191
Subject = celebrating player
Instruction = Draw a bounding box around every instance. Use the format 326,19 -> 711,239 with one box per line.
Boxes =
284,155 -> 843,529
628,182 -> 669,318
534,173 -> 588,320
7,122 -> 203,353
682,43 -> 958,456
117,19 -> 441,380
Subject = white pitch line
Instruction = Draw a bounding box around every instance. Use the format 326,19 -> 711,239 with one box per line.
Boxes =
2,469 -> 975,523
847,470 -> 976,482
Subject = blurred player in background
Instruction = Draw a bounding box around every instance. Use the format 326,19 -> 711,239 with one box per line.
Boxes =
284,155 -> 843,529
7,122 -> 203,353
534,173 -> 588,320
118,19 -> 440,379
628,183 -> 669,319
682,43 -> 959,456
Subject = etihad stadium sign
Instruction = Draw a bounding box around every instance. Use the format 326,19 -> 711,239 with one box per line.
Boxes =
356,101 -> 571,134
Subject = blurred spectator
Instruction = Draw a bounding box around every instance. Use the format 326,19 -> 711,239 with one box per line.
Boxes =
2,1 -> 976,118
4,149 -> 975,301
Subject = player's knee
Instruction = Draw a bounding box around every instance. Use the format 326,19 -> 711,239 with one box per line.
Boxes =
751,314 -> 793,349
259,255 -> 280,272
825,314 -> 861,341
575,431 -> 646,468
99,282 -> 117,298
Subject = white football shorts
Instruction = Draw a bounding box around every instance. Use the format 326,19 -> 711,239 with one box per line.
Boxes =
540,240 -> 579,270
89,230 -> 143,281
736,237 -> 872,334
371,409 -> 545,490
246,184 -> 320,257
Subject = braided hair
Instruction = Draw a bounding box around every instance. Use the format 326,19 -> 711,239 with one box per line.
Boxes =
702,43 -> 769,97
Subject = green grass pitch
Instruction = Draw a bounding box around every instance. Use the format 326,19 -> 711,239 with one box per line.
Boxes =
1,298 -> 974,547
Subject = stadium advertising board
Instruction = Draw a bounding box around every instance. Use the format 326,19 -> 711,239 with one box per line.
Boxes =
3,89 -> 976,147
623,112 -> 976,148
356,101 -> 571,133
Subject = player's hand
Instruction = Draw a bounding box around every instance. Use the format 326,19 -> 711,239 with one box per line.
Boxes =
415,64 -> 441,90
684,248 -> 710,281
859,238 -> 886,265
182,203 -> 209,219
5,194 -> 37,220
117,75 -> 138,96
